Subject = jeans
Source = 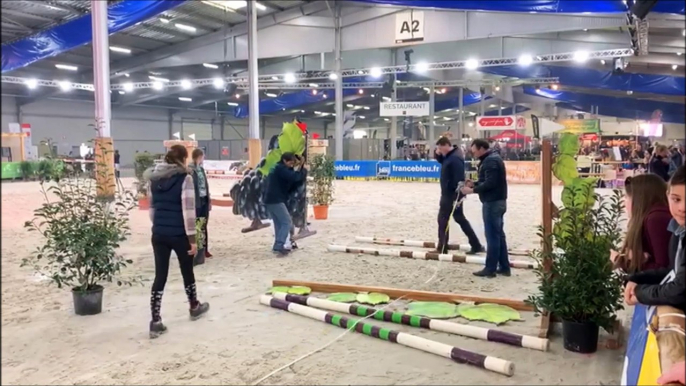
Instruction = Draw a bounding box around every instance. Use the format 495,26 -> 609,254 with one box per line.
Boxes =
266,203 -> 292,251
482,200 -> 510,273
437,195 -> 482,253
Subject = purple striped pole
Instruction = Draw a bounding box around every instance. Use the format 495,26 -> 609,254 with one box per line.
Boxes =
260,295 -> 515,376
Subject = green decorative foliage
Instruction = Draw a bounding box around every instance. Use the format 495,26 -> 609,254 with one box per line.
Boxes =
558,133 -> 580,156
134,152 -> 157,196
552,154 -> 578,185
258,148 -> 283,176
288,286 -> 312,295
356,292 -> 390,305
258,121 -> 306,176
266,286 -> 291,294
561,178 -> 598,208
327,292 -> 358,303
456,303 -> 522,325
19,161 -> 36,180
310,154 -> 336,206
406,302 -> 460,319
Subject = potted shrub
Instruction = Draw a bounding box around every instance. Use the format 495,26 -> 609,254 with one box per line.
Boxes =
527,183 -> 625,353
193,217 -> 207,266
309,154 -> 335,220
19,161 -> 36,181
22,175 -> 139,316
134,152 -> 156,210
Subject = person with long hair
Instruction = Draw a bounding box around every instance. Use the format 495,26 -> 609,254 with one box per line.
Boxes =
649,144 -> 671,181
613,174 -> 672,274
144,145 -> 210,338
189,148 -> 212,259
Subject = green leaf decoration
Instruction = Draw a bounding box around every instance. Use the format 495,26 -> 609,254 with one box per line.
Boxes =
561,178 -> 598,209
456,303 -> 522,325
266,286 -> 291,294
327,292 -> 358,303
278,121 -> 306,155
406,302 -> 460,319
552,154 -> 579,185
287,286 -> 311,295
356,292 -> 390,305
257,147 -> 283,176
558,133 -> 580,156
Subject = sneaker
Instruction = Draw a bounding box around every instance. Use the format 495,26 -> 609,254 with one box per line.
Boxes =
466,246 -> 486,255
496,269 -> 512,277
472,269 -> 496,278
189,302 -> 210,320
149,320 -> 168,339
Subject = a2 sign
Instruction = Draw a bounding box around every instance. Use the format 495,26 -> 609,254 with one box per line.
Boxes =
395,11 -> 424,44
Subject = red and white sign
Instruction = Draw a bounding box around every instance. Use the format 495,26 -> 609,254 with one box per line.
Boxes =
476,115 -> 526,131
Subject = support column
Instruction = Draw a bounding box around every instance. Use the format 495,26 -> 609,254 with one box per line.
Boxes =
457,87 -> 464,142
91,0 -> 114,200
320,52 -> 326,69
167,110 -> 174,139
480,87 -> 486,140
428,83 -> 435,152
247,0 -> 262,168
390,76 -> 398,159
334,5 -> 343,161
220,114 -> 225,140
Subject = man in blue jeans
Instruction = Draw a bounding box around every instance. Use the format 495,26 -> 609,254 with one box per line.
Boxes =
264,153 -> 307,256
461,139 -> 510,278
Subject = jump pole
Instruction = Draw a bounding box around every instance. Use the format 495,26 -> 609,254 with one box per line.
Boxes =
260,295 -> 515,376
271,292 -> 549,352
328,245 -> 538,269
355,236 -> 531,256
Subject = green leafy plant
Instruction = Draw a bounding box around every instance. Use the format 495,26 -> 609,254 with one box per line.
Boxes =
356,292 -> 390,305
258,121 -> 306,176
310,154 -> 335,206
527,186 -> 625,331
19,161 -> 36,180
134,152 -> 156,197
407,302 -> 460,319
456,303 -> 522,325
21,175 -> 139,292
35,159 -> 66,182
327,292 -> 358,303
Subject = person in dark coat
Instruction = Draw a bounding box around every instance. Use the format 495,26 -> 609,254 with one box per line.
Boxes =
649,145 -> 671,182
434,137 -> 483,254
190,149 -> 212,258
461,139 -> 510,278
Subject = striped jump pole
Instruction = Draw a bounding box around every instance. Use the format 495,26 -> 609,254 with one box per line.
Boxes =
355,236 -> 531,257
260,295 -> 515,376
272,292 -> 549,352
328,245 -> 537,269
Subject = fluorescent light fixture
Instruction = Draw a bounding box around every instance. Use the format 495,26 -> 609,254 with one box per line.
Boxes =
149,75 -> 170,82
440,88 -> 447,94
271,76 -> 279,80
415,62 -> 429,73
583,28 -> 588,32
573,50 -> 589,63
370,67 -> 382,78
363,106 -> 370,110
235,93 -> 241,98
423,87 -> 430,92
518,54 -> 533,66
203,63 -> 219,69
465,59 -> 479,70
124,73 -> 130,77
371,94 -> 375,98
683,29 -> 685,37
300,110 -> 305,113
677,52 -> 683,56
58,81 -> 71,91
226,102 -> 239,107
382,96 -> 391,101
308,83 -> 318,88
110,46 -> 131,54
358,89 -> 364,94
347,104 -> 354,108
672,64 -> 678,70
358,115 -> 366,119
123,82 -> 134,92
311,89 -> 318,95
159,18 -> 170,23
25,78 -> 38,89
551,84 -> 559,90
180,79 -> 192,89
284,73 -> 296,83
314,111 -> 322,114
175,23 -> 196,33
213,78 -> 224,89
152,81 -> 164,90
328,73 -> 338,80
179,97 -> 193,102
384,118 -> 390,122
443,117 -> 451,120
202,1 -> 266,11
489,104 -> 497,108
118,91 -> 126,95
55,64 -> 78,71
265,92 -> 278,98
352,129 -> 366,139
600,59 -> 606,65
322,94 -> 328,99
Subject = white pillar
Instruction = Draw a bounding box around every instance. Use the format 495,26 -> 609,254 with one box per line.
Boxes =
429,83 -> 435,151
334,6 -> 343,160
390,76 -> 398,159
91,0 -> 110,138
247,1 -> 259,139
457,87 -> 464,141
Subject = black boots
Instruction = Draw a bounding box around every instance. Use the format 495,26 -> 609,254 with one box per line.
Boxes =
149,284 -> 210,339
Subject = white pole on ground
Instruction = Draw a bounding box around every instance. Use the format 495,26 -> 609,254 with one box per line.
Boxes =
91,0 -> 110,138
333,5 -> 343,161
429,83 -> 435,151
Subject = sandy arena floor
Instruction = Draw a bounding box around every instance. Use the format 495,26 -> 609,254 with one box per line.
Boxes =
1,178 -> 624,385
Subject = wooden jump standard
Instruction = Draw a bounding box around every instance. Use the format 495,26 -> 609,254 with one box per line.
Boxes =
271,292 -> 549,352
260,295 -> 515,376
327,245 -> 537,269
271,279 -> 534,312
355,236 -> 531,257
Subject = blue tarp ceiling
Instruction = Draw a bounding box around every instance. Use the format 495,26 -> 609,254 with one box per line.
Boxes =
1,0 -> 186,73
350,0 -> 684,15
481,65 -> 686,97
524,87 -> 686,123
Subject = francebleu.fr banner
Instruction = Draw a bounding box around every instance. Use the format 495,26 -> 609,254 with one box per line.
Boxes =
334,160 -> 441,179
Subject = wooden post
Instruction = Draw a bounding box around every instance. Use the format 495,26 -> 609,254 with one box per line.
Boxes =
248,138 -> 262,168
94,137 -> 116,200
538,139 -> 554,338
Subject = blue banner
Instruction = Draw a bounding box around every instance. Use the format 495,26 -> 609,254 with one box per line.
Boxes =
335,160 -> 441,179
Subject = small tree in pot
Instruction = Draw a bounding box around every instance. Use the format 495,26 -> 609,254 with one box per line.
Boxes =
309,154 -> 335,220
134,152 -> 156,210
22,176 -> 139,316
527,183 -> 625,353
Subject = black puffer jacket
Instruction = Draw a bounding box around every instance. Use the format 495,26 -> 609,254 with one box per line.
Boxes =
435,148 -> 465,199
473,150 -> 508,203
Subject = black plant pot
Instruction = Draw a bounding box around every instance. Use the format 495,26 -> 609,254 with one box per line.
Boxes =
562,319 -> 599,353
72,285 -> 104,316
194,247 -> 206,266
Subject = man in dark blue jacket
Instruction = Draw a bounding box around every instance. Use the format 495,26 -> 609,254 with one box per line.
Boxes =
435,137 -> 483,254
264,152 -> 307,256
461,139 -> 510,278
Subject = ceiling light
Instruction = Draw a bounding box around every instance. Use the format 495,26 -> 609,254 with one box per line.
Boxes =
382,96 -> 391,101
159,18 -> 170,23
489,104 -> 497,108
672,64 -> 678,70
118,91 -> 125,95
465,59 -> 479,70
573,50 -> 589,63
124,73 -> 130,77
494,86 -> 501,92
213,78 -> 224,89
358,116 -> 366,119
235,93 -> 241,99
683,29 -> 685,37
123,82 -> 134,92
370,67 -> 382,78
440,88 -> 447,94
518,54 -> 533,66
309,83 -> 318,88
551,84 -> 559,90
415,62 -> 429,73
358,89 -> 364,94
181,79 -> 192,89
265,92 -> 277,98
363,106 -> 370,110
284,73 -> 296,83
149,75 -> 170,82
677,52 -> 683,56
384,118 -> 390,122
583,28 -> 588,32
110,46 -> 131,54
202,0 -> 266,11
271,76 -> 279,80
469,122 -> 474,127
25,78 -> 38,89
347,104 -> 354,108
627,90 -> 633,95
228,102 -> 238,106
203,63 -> 219,69
179,97 -> 193,102
314,111 -> 322,114
311,89 -> 318,95
322,94 -> 328,99
423,87 -> 430,92
358,70 -> 364,74
55,64 -> 78,71
300,110 -> 305,113
600,59 -> 606,65
443,117 -> 451,120
175,23 -> 196,33
152,81 -> 164,90
58,81 -> 72,91
329,73 -> 338,80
